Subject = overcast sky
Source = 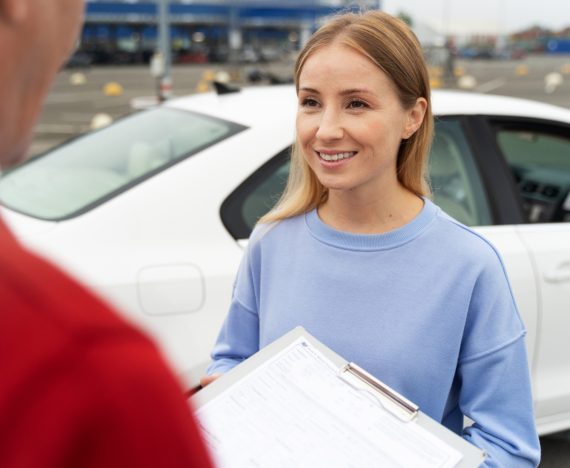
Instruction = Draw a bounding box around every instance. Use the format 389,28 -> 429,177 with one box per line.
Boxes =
382,0 -> 570,36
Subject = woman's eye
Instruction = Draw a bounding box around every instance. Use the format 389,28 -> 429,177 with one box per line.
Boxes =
348,100 -> 367,109
301,98 -> 319,107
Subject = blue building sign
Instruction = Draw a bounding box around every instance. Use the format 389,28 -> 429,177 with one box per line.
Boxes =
546,39 -> 570,54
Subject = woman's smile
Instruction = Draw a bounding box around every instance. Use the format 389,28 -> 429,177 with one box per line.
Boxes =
316,150 -> 358,164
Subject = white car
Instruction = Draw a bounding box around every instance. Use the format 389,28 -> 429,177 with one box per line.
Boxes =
1,85 -> 569,435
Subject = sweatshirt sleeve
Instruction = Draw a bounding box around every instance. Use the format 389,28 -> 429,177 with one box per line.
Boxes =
206,235 -> 262,375
206,298 -> 260,375
457,248 -> 541,467
459,337 -> 540,467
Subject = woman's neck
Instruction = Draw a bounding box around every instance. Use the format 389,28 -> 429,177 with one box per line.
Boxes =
317,186 -> 424,234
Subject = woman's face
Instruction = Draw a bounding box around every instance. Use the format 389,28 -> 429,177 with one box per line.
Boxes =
296,42 -> 424,200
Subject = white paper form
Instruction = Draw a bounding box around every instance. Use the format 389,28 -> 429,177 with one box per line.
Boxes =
196,338 -> 463,468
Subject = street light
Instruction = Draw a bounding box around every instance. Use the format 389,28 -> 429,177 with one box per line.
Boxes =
154,0 -> 172,101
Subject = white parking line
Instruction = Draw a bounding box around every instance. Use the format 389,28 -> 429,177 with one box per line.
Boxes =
45,91 -> 106,104
475,77 -> 507,93
34,123 -> 90,134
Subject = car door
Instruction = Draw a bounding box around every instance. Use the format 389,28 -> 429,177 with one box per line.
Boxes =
487,119 -> 570,432
434,117 -> 539,379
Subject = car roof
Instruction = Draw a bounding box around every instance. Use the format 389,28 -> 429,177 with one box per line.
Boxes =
166,85 -> 297,128
432,89 -> 570,123
166,85 -> 570,126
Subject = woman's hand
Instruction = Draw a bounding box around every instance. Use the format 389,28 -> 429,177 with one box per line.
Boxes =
200,373 -> 222,388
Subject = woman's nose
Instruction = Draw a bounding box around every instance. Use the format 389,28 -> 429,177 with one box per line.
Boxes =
315,109 -> 343,141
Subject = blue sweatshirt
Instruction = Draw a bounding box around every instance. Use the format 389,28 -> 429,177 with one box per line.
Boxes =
208,199 -> 540,467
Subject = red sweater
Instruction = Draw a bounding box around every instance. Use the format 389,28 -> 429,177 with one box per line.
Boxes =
0,218 -> 213,468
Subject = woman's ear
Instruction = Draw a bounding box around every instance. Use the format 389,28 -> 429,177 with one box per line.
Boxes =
402,97 -> 427,139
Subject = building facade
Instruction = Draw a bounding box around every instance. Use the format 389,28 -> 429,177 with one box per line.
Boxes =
81,0 -> 380,64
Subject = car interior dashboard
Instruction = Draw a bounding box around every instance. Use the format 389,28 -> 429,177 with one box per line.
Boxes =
511,164 -> 570,223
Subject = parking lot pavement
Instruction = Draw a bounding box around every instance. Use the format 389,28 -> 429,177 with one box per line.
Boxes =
455,54 -> 570,108
540,431 -> 570,467
30,61 -> 294,157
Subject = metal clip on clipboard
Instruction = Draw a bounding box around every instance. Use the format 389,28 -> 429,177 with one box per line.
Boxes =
339,362 -> 419,423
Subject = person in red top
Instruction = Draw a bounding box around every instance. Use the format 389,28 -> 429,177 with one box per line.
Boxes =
0,1 -> 213,467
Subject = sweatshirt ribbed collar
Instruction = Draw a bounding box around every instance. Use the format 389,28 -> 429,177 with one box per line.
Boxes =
304,198 -> 439,251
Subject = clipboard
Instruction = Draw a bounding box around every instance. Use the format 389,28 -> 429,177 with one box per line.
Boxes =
193,327 -> 486,468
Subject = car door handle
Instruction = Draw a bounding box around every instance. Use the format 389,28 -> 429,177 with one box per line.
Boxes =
545,263 -> 570,283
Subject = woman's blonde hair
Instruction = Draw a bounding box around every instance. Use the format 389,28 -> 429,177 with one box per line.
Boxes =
260,10 -> 433,224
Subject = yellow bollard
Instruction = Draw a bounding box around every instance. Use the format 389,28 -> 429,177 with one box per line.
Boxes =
515,65 -> 529,76
195,81 -> 210,93
454,66 -> 465,77
202,70 -> 216,82
103,82 -> 124,97
560,64 -> 570,75
430,77 -> 442,89
429,66 -> 443,78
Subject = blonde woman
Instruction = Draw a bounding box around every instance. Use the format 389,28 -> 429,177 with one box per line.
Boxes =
203,11 -> 540,467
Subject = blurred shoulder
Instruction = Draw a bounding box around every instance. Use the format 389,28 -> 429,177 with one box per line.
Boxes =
248,212 -> 307,247
430,202 -> 506,269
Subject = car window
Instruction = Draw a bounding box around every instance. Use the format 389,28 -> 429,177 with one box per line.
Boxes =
221,119 -> 492,239
429,119 -> 492,226
221,148 -> 290,240
0,108 -> 246,220
241,162 -> 290,229
495,127 -> 570,223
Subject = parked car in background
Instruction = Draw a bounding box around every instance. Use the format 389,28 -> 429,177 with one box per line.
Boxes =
458,46 -> 525,60
1,86 -> 569,434
64,51 -> 93,69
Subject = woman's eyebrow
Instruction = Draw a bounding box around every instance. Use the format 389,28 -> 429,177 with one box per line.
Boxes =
298,87 -> 375,96
339,88 -> 374,96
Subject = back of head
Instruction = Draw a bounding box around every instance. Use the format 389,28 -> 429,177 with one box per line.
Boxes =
262,11 -> 433,223
0,0 -> 85,170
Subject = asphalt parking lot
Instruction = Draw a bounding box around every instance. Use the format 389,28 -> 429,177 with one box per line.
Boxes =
29,54 -> 570,466
30,59 -> 296,156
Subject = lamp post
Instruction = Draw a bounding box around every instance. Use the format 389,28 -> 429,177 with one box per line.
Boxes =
228,4 -> 241,66
155,0 -> 172,101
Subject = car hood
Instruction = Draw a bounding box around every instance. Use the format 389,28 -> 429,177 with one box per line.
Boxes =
0,206 -> 57,239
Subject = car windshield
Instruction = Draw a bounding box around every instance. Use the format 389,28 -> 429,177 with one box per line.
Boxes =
0,107 -> 245,220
